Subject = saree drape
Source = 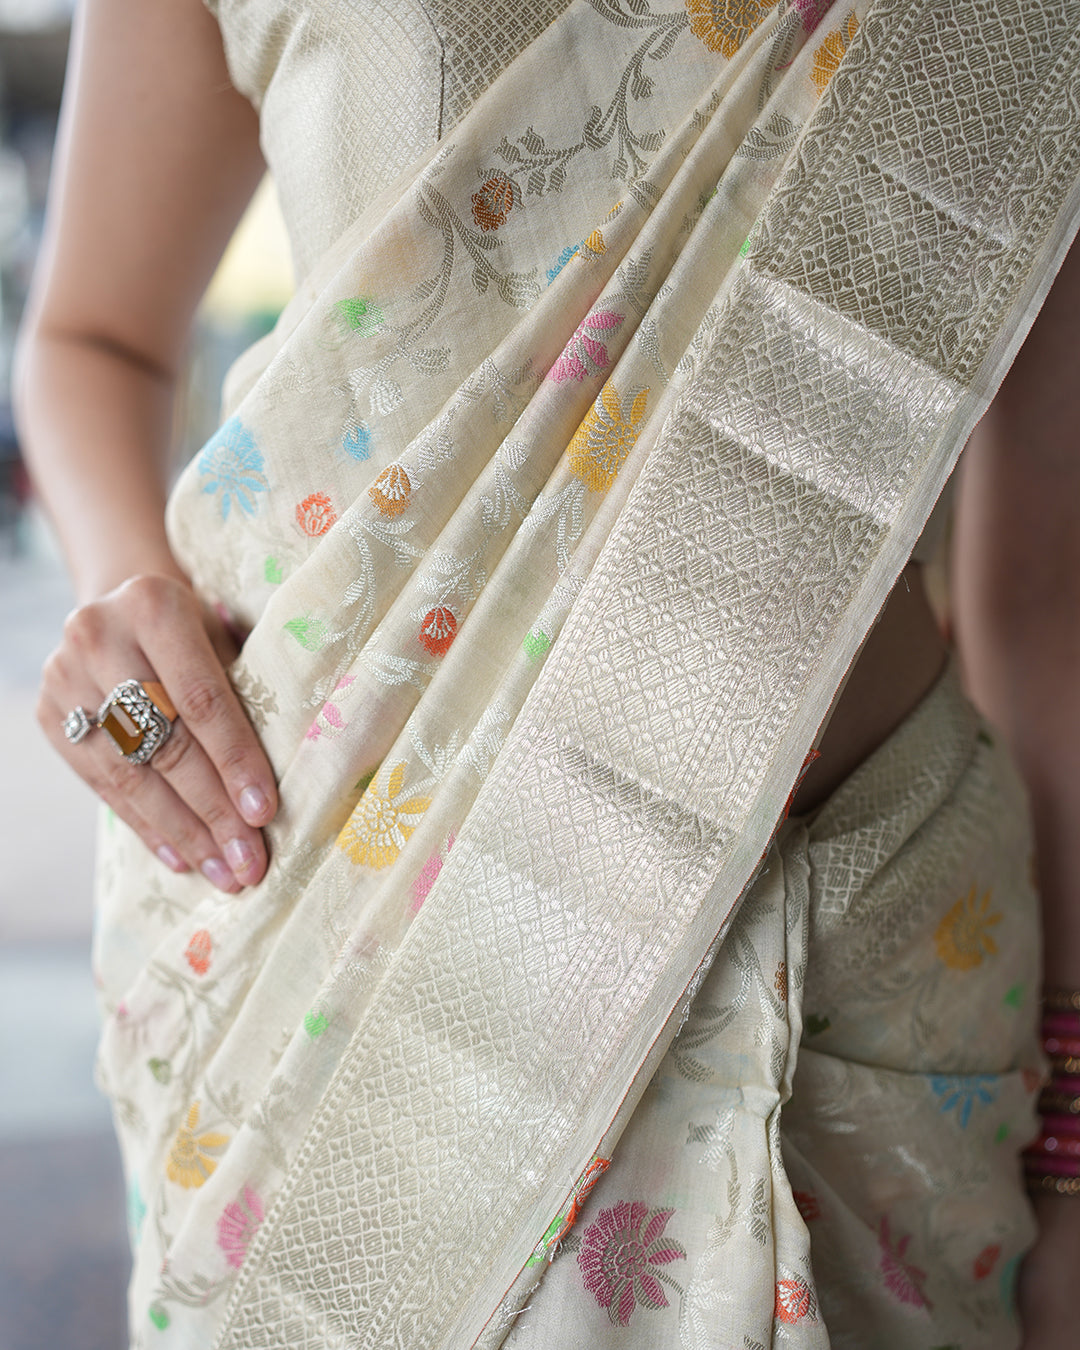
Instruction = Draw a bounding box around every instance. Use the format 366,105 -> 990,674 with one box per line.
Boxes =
91,0 -> 1080,1345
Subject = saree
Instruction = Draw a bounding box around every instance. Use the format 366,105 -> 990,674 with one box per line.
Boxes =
89,0 -> 1080,1345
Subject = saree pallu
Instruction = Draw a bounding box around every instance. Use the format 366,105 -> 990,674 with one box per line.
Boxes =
90,0 -> 1080,1345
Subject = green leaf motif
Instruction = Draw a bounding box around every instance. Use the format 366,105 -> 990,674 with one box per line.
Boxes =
304,1010 -> 329,1039
522,631 -> 551,661
333,296 -> 384,337
148,1304 -> 169,1331
147,1057 -> 171,1085
264,555 -> 283,584
1003,982 -> 1024,1009
284,616 -> 329,651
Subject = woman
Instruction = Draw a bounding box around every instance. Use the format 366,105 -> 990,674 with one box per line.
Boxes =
14,0 -> 1080,1344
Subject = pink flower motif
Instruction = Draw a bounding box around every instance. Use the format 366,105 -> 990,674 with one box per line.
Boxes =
410,832 -> 455,913
792,0 -> 835,33
305,675 -> 354,741
549,311 -> 624,383
877,1216 -> 932,1309
217,1185 -> 263,1269
578,1200 -> 685,1326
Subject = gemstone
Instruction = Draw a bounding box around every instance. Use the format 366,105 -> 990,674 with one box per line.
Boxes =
100,703 -> 144,757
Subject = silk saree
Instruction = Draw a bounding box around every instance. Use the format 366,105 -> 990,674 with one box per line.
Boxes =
90,0 -> 1080,1345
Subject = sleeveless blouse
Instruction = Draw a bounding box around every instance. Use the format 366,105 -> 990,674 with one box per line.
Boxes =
207,0 -> 572,279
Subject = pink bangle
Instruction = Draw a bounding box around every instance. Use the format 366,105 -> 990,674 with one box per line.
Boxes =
1034,1133 -> 1080,1159
1041,1113 -> 1080,1138
1025,1154 -> 1080,1179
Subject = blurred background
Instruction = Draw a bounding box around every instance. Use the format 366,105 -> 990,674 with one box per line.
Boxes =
0,5 -> 292,1346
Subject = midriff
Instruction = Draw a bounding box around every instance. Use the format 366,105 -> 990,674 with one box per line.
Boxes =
790,562 -> 950,816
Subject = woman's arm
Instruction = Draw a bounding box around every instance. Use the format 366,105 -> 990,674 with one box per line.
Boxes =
15,0 -> 277,891
952,235 -> 1080,1349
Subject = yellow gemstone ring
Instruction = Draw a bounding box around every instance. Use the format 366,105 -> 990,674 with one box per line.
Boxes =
96,679 -> 178,766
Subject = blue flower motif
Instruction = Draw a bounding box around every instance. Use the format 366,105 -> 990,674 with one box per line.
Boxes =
929,1073 -> 998,1128
198,416 -> 268,520
128,1177 -> 147,1246
342,424 -> 372,461
546,243 -> 581,285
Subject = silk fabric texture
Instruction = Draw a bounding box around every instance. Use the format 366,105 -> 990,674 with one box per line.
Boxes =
90,0 -> 1080,1346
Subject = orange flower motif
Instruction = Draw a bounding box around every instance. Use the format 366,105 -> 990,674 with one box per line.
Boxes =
337,760 -> 432,869
185,929 -> 212,977
296,491 -> 337,537
935,885 -> 1002,970
418,606 -> 458,657
811,11 -> 859,94
685,0 -> 780,59
471,172 -> 516,232
369,464 -> 412,518
166,1102 -> 229,1189
775,1277 -> 813,1324
568,385 -> 649,493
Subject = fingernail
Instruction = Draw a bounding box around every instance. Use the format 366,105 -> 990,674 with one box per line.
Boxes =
224,837 -> 255,876
239,785 -> 270,824
201,856 -> 239,892
156,844 -> 187,873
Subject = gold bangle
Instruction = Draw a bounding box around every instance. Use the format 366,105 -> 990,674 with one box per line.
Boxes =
1039,1088 -> 1080,1115
1049,1054 -> 1080,1075
1044,989 -> 1080,1014
1026,1173 -> 1080,1197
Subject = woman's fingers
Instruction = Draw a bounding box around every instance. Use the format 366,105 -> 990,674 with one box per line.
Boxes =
124,575 -> 277,829
39,571 -> 278,890
39,683 -> 244,891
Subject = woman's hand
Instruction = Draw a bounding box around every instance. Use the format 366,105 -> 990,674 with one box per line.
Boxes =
1018,1193 -> 1080,1348
38,571 -> 277,893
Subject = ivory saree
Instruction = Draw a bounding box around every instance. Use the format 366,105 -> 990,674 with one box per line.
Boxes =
90,0 -> 1080,1345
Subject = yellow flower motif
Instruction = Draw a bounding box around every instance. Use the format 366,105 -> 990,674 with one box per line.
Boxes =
685,0 -> 780,59
337,760 -> 432,869
935,885 -> 1002,970
811,11 -> 859,95
166,1102 -> 229,1189
568,385 -> 649,493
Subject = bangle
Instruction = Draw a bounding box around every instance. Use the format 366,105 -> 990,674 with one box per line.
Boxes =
1039,1088 -> 1080,1115
1044,989 -> 1080,1015
1027,1173 -> 1080,1197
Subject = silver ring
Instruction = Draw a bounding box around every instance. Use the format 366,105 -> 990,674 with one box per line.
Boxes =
62,706 -> 96,745
97,679 -> 177,766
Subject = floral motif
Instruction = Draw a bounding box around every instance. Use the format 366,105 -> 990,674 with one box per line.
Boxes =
198,416 -> 268,520
811,10 -> 858,94
973,1243 -> 1001,1280
332,296 -> 384,337
411,832 -> 455,913
337,760 -> 432,869
217,1185 -> 263,1269
166,1102 -> 229,1189
685,0 -> 779,59
369,464 -> 413,518
296,491 -> 337,537
419,606 -> 458,657
775,960 -> 788,1001
935,885 -> 1001,969
305,676 -> 354,742
793,1189 -> 820,1221
568,385 -> 649,493
578,1201 -> 686,1327
792,0 -> 834,33
184,929 -> 212,977
775,1277 -> 813,1323
878,1216 -> 931,1309
342,424 -> 372,461
549,311 -> 623,383
471,171 -> 517,231
930,1073 -> 998,1128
